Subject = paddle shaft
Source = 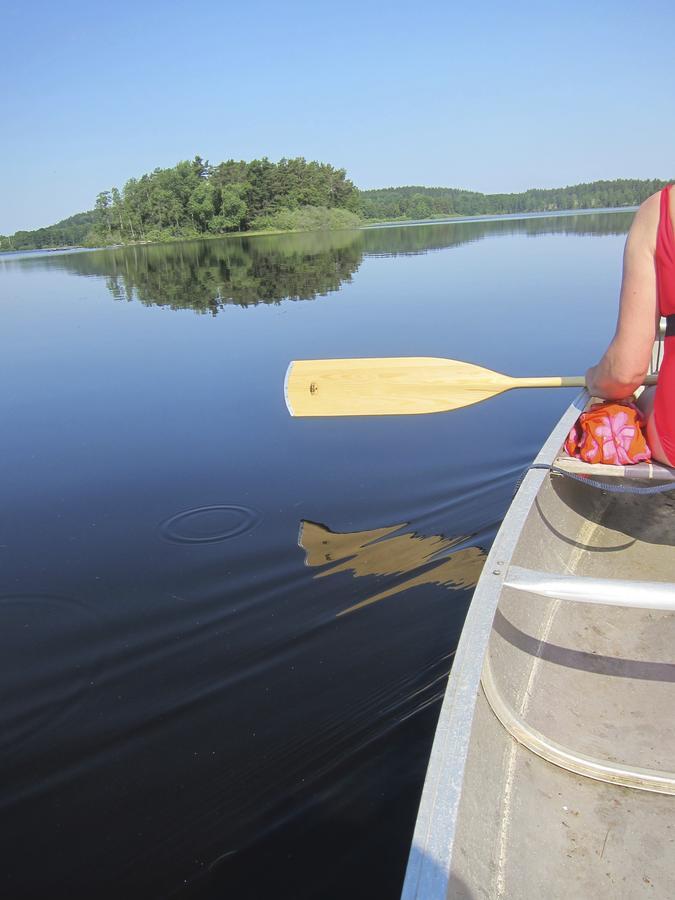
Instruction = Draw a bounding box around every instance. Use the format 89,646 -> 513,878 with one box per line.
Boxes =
509,375 -> 658,388
515,376 -> 585,388
515,375 -> 658,389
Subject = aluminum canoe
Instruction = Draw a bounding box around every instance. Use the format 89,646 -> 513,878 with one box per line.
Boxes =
402,349 -> 675,898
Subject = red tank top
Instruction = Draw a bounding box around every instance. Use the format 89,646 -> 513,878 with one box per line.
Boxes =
656,184 -> 675,315
653,185 -> 675,462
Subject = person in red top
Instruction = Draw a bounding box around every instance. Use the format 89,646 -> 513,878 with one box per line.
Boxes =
586,185 -> 675,465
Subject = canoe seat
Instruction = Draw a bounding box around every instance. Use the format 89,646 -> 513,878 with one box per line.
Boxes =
553,454 -> 675,482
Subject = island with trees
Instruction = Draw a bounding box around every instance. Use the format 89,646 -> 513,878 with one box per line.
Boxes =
1,155 -> 671,252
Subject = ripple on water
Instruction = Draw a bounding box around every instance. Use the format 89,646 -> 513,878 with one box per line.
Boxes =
159,504 -> 262,544
0,594 -> 100,757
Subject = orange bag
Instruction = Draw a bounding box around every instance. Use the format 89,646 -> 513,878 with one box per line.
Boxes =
565,400 -> 651,465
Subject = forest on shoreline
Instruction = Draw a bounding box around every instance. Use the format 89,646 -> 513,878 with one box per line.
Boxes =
359,179 -> 670,221
1,155 -> 670,252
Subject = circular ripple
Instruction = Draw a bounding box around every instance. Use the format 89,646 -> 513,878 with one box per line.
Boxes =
160,504 -> 261,544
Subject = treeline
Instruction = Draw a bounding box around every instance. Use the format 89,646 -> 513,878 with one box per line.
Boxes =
3,210 -> 99,251
2,164 -> 672,252
359,179 -> 671,221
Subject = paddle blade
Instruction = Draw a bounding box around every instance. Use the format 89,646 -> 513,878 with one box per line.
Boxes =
284,357 -> 513,417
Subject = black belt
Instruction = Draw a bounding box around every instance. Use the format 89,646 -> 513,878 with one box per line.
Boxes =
667,315 -> 675,338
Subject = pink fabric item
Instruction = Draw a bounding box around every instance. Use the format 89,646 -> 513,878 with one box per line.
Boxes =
565,400 -> 652,465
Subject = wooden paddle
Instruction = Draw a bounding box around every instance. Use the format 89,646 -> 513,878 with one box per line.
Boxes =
284,357 -> 658,417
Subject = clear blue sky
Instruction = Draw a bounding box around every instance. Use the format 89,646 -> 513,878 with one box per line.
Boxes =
3,0 -> 674,233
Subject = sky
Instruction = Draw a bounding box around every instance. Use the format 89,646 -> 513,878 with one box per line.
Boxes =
2,0 -> 675,233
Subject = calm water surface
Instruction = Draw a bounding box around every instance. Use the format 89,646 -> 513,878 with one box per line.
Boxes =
0,211 -> 633,898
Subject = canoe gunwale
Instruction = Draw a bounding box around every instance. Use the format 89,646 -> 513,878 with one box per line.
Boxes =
400,390 -> 589,900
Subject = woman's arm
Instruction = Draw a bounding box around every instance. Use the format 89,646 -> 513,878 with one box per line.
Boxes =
585,194 -> 661,399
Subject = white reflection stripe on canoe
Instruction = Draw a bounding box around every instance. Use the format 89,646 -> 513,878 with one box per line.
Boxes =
505,565 -> 675,609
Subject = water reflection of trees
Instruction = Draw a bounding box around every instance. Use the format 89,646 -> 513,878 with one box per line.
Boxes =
7,211 -> 634,314
361,211 -> 635,256
92,231 -> 366,314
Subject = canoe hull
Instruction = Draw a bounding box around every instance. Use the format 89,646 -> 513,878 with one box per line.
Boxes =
401,391 -> 588,899
401,384 -> 675,898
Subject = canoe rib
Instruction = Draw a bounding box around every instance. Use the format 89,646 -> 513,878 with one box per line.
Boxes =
481,655 -> 675,795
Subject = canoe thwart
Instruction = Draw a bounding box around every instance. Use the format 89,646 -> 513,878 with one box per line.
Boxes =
504,565 -> 675,610
553,454 -> 675,482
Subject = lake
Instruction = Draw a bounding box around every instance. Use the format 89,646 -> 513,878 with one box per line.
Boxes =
0,209 -> 634,899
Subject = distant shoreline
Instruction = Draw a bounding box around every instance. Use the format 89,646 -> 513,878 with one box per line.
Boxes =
3,165 -> 665,254
0,205 -> 639,257
362,205 -> 638,229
